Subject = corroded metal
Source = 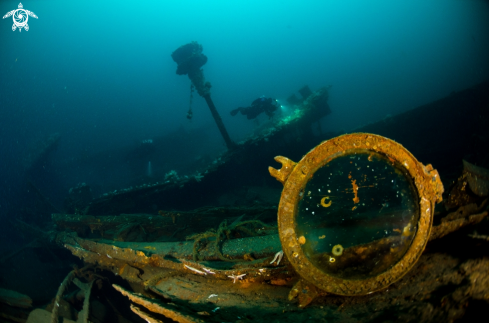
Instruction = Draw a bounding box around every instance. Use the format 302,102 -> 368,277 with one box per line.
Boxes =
430,207 -> 488,241
56,232 -> 289,285
269,133 -> 444,296
114,284 -> 204,323
172,42 -> 234,150
54,223 -> 281,263
83,87 -> 331,216
52,206 -> 277,242
268,156 -> 296,185
463,160 -> 489,197
445,161 -> 489,209
288,278 -> 322,308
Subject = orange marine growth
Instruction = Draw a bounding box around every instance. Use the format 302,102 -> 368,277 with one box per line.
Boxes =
351,179 -> 360,203
320,197 -> 332,207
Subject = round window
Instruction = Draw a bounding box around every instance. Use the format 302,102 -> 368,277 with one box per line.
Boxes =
270,133 -> 443,296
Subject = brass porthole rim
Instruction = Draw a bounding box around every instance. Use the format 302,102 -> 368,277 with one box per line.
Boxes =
278,133 -> 437,296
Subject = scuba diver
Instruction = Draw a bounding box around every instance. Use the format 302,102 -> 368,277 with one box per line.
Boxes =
230,96 -> 279,119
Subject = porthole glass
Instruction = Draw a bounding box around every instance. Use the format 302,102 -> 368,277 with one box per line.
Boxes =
296,150 -> 419,279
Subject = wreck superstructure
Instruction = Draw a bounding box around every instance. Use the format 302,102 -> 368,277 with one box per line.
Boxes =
2,78 -> 489,322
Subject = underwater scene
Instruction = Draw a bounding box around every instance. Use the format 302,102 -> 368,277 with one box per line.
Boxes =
1,0 -> 489,322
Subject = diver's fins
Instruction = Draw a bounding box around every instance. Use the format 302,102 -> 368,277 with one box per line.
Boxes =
230,108 -> 240,116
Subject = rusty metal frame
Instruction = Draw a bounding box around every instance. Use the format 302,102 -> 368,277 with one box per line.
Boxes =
269,133 -> 444,296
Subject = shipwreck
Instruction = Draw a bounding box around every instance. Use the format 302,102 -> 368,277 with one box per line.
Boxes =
1,42 -> 488,323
